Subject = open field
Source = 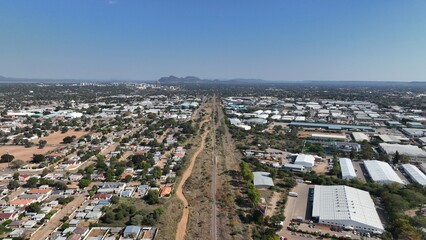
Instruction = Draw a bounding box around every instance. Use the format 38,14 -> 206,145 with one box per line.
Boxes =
184,139 -> 213,240
175,123 -> 210,240
214,99 -> 248,240
32,130 -> 89,145
0,145 -> 56,165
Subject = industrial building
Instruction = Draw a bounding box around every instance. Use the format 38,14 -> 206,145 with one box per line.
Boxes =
288,122 -> 374,132
352,132 -> 370,142
363,160 -> 404,185
312,185 -> 384,233
339,158 -> 356,180
401,128 -> 426,138
401,164 -> 426,186
310,133 -> 347,141
252,172 -> 274,189
379,143 -> 426,163
294,154 -> 315,169
283,163 -> 305,172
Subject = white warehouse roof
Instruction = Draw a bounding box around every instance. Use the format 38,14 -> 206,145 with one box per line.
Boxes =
312,185 -> 384,233
339,158 -> 356,180
363,160 -> 404,185
253,172 -> 274,188
379,143 -> 426,158
294,154 -> 315,168
401,164 -> 426,186
352,132 -> 369,142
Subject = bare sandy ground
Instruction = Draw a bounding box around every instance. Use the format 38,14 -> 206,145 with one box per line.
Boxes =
0,145 -> 56,165
32,130 -> 89,145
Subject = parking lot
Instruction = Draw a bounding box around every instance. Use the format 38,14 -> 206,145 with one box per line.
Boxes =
277,183 -> 313,239
352,161 -> 367,182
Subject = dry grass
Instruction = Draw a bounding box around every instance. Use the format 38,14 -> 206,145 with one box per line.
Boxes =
0,145 -> 56,166
313,161 -> 329,174
32,130 -> 89,145
184,145 -> 213,240
214,102 -> 249,240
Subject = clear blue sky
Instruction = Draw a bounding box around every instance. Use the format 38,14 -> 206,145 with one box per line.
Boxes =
0,0 -> 425,81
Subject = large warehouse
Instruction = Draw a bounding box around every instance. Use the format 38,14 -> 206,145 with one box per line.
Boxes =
312,185 -> 384,233
401,164 -> 426,186
379,143 -> 426,163
363,160 -> 404,185
339,158 -> 356,180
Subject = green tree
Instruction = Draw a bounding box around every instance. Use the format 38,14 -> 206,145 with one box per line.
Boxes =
7,180 -> 20,190
0,154 -> 14,163
12,172 -> 19,180
25,177 -> 39,188
62,136 -> 75,144
145,190 -> 160,204
38,140 -> 47,149
110,195 -> 120,204
393,151 -> 401,164
9,160 -> 25,169
26,202 -> 42,213
78,179 -> 91,189
32,154 -> 45,163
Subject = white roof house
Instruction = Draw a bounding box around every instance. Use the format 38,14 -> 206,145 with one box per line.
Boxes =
339,158 -> 356,180
363,160 -> 404,185
252,172 -> 274,189
401,164 -> 426,186
312,185 -> 384,233
294,154 -> 315,168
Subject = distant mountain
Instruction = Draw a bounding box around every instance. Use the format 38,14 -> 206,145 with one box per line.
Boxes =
157,75 -> 271,85
158,75 -> 208,84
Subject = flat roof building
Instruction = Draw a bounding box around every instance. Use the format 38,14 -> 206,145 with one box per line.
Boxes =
379,143 -> 426,163
401,164 -> 426,186
363,160 -> 404,185
253,172 -> 274,189
289,122 -> 374,132
294,154 -> 315,168
401,128 -> 426,138
310,133 -> 347,141
312,185 -> 384,233
339,158 -> 356,180
352,132 -> 369,142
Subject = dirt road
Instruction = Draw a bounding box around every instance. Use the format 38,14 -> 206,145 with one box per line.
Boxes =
175,121 -> 210,240
30,195 -> 86,240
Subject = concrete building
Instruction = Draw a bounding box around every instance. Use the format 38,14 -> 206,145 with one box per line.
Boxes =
312,185 -> 384,233
401,164 -> 426,186
363,160 -> 404,185
339,158 -> 356,180
294,154 -> 315,169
